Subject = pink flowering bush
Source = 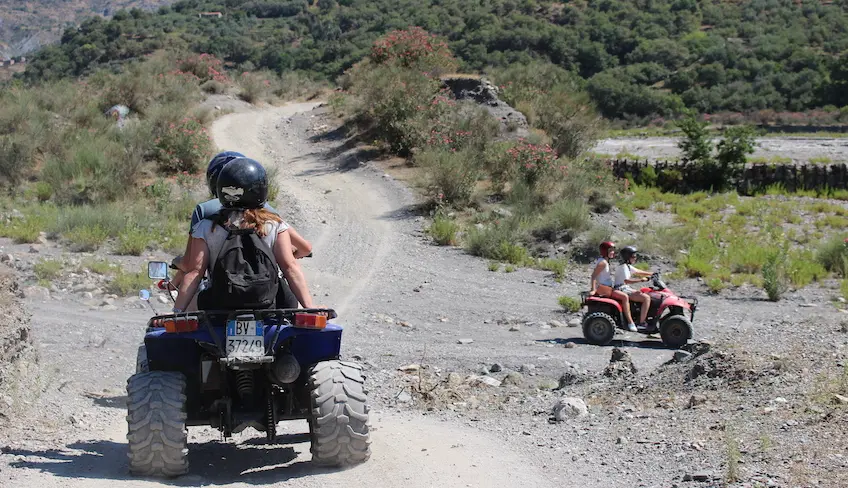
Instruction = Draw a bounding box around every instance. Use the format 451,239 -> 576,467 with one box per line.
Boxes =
507,140 -> 560,187
178,53 -> 229,84
155,117 -> 214,174
371,27 -> 458,75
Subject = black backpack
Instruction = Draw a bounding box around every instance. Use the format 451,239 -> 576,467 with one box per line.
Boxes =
197,217 -> 280,311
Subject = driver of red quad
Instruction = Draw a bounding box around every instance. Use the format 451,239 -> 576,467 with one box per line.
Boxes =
614,246 -> 653,331
589,241 -> 639,331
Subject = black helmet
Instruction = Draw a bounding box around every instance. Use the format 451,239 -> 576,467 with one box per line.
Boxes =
619,245 -> 638,263
216,157 -> 269,209
206,151 -> 245,197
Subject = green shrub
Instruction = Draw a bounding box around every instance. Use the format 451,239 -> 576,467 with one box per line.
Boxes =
116,226 -> 151,256
533,199 -> 591,241
817,235 -> 848,277
490,61 -> 602,158
350,63 -> 444,155
1,219 -> 43,244
65,225 -> 109,252
762,251 -> 788,302
34,182 -> 53,202
201,80 -> 228,94
33,259 -> 64,281
465,217 -> 529,264
537,258 -> 567,281
428,212 -> 460,246
706,278 -> 725,294
237,71 -> 274,104
558,295 -> 582,313
487,261 -> 500,272
483,141 -> 518,194
106,266 -> 151,296
79,258 -> 119,275
416,148 -> 480,206
504,264 -> 516,273
49,204 -> 138,239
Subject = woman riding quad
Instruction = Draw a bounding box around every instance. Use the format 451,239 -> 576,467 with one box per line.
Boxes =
614,245 -> 653,331
167,151 -> 312,310
173,157 -> 316,313
589,241 -> 639,332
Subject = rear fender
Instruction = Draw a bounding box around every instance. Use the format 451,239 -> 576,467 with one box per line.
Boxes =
144,322 -> 343,368
586,296 -> 623,312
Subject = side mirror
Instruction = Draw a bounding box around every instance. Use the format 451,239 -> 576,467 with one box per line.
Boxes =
147,261 -> 169,280
139,289 -> 151,301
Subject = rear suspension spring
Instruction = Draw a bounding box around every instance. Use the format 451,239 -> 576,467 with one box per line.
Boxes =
235,370 -> 254,397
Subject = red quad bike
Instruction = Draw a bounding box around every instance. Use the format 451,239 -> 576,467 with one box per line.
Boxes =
579,272 -> 698,348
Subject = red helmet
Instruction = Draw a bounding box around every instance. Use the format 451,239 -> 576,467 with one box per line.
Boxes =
599,241 -> 616,258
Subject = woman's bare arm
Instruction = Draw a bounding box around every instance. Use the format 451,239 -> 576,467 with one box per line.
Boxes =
287,226 -> 313,259
174,237 -> 208,311
274,230 -> 314,308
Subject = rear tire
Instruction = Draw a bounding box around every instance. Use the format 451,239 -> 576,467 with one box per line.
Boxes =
583,312 -> 616,346
660,315 -> 693,348
126,371 -> 188,477
308,360 -> 371,466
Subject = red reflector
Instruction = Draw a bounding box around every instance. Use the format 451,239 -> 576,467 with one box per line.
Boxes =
164,316 -> 199,333
294,313 -> 327,329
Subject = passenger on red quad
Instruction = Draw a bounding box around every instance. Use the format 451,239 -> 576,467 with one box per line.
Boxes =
590,241 -> 638,330
614,246 -> 653,331
173,157 -> 316,313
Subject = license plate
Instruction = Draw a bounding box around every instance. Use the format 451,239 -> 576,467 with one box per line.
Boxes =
226,318 -> 264,357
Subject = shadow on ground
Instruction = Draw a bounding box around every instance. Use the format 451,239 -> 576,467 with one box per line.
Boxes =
3,432 -> 347,485
536,336 -> 672,351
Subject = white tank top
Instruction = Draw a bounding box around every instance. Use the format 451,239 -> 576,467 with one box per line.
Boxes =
595,257 -> 613,286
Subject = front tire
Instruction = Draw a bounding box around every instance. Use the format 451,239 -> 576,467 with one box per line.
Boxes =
126,371 -> 188,477
660,315 -> 693,348
308,360 -> 371,466
583,311 -> 616,345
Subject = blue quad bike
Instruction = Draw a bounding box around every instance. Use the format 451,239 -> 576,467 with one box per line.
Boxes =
129,261 -> 371,477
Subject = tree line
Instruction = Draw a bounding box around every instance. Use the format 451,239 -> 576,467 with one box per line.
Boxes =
18,0 -> 848,122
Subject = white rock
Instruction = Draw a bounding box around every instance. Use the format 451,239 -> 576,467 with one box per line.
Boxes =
23,286 -> 50,301
549,320 -> 565,328
398,364 -> 420,373
568,318 -> 581,327
552,397 -> 588,421
157,295 -> 169,304
457,338 -> 474,345
467,375 -> 501,387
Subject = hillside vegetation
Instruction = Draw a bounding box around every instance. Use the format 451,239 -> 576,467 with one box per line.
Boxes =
0,0 -> 171,59
15,0 -> 848,122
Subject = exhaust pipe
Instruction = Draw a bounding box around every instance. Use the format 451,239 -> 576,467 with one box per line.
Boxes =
268,353 -> 301,385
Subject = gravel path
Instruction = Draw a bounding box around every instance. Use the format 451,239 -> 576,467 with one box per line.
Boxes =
1,102 -> 847,488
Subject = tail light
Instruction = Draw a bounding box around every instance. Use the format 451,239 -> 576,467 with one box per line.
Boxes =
294,313 -> 327,330
163,315 -> 200,333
